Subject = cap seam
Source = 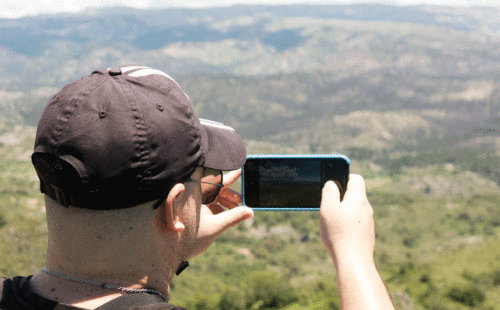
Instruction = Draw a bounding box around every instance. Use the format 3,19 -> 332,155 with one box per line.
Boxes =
51,76 -> 107,153
117,77 -> 152,189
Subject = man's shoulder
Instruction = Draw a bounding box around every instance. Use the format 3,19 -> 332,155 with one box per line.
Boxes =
1,276 -> 187,310
119,302 -> 186,310
0,276 -> 11,299
130,303 -> 186,310
0,275 -> 10,285
0,276 -> 17,297
0,276 -> 23,309
0,275 -> 13,287
0,275 -> 76,310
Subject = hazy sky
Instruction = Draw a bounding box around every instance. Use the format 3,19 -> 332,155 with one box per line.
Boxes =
1,0 -> 498,19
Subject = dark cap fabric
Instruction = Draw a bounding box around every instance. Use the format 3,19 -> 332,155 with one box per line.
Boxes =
32,65 -> 246,210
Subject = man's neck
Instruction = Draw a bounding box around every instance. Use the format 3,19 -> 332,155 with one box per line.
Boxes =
41,199 -> 181,302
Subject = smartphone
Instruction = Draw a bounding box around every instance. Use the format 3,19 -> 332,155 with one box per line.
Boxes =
242,154 -> 350,211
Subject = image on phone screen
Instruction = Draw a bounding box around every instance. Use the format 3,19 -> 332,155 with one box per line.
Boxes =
242,155 -> 350,211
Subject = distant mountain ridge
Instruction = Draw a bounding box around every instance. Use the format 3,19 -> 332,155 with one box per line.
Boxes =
2,5 -> 500,58
0,4 -> 498,168
2,4 -> 500,86
2,4 -> 500,56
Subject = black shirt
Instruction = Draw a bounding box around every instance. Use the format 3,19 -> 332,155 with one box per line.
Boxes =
0,276 -> 186,310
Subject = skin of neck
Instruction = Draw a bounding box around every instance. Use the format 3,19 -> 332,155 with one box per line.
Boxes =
32,179 -> 200,305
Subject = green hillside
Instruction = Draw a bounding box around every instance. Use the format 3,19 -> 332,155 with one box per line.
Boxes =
0,121 -> 498,309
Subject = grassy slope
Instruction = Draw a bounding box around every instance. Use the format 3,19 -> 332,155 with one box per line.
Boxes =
0,121 -> 499,309
0,124 -> 46,277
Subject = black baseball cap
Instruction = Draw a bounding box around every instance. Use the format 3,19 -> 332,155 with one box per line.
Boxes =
32,65 -> 246,210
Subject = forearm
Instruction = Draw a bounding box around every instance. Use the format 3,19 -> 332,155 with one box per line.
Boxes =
334,256 -> 395,310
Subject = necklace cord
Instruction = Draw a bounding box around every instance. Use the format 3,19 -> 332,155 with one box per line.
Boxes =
39,267 -> 167,301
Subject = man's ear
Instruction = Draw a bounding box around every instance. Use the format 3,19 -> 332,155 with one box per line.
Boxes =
157,183 -> 186,232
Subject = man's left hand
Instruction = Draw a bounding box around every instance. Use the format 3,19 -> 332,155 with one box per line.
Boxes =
188,169 -> 253,259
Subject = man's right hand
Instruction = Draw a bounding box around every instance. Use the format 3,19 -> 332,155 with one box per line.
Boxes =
319,174 -> 376,267
319,174 -> 395,310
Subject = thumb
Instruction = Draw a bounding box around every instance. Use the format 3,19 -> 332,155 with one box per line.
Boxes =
320,181 -> 341,211
214,206 -> 254,232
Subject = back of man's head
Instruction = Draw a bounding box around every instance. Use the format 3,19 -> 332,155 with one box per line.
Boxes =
32,65 -> 246,211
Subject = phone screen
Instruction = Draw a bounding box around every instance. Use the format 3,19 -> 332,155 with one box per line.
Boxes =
242,155 -> 350,210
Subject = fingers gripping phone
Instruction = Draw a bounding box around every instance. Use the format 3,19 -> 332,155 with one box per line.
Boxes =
242,154 -> 350,211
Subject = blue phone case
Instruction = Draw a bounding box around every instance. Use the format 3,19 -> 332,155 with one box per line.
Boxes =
242,154 -> 350,211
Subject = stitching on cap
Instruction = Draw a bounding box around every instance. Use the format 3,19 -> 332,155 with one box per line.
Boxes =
117,77 -> 151,189
52,75 -> 107,152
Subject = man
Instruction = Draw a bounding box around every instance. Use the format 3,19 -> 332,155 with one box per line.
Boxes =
0,65 -> 394,309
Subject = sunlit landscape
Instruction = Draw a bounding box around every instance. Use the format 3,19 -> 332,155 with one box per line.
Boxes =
0,4 -> 499,309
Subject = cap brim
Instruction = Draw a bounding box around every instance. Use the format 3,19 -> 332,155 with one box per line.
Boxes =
200,119 -> 246,171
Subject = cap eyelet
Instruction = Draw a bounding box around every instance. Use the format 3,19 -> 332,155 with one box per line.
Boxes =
109,67 -> 122,76
99,111 -> 107,118
156,103 -> 164,111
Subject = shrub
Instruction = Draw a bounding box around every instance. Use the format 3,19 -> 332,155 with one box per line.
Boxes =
246,270 -> 298,308
419,273 -> 430,284
446,284 -> 485,307
184,293 -> 220,310
403,237 -> 416,248
0,214 -> 6,229
491,269 -> 500,286
218,287 -> 246,310
312,279 -> 340,310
